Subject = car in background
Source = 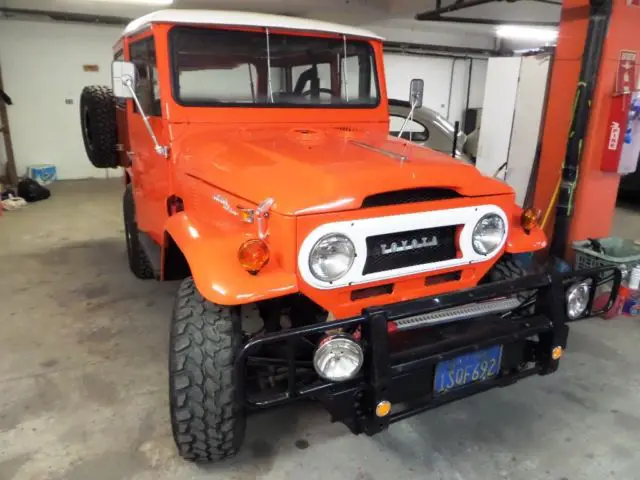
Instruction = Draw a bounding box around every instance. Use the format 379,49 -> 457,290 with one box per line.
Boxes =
388,99 -> 472,162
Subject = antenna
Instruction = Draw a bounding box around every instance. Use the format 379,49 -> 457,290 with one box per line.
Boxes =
266,28 -> 274,103
342,35 -> 349,102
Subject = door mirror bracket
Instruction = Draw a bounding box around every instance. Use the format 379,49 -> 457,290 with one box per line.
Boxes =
397,78 -> 425,141
112,61 -> 168,158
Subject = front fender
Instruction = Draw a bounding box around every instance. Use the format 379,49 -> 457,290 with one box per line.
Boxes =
164,213 -> 299,306
505,208 -> 548,254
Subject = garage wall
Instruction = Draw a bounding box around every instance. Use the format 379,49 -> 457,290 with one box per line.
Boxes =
369,21 -> 496,50
0,132 -> 6,176
384,53 -> 488,128
0,19 -> 123,180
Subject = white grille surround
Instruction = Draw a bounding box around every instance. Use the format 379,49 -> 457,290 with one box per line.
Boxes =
298,204 -> 509,290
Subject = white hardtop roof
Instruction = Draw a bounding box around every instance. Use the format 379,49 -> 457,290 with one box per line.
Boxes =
123,9 -> 383,40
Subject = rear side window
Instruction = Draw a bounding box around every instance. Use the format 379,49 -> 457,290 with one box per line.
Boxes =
113,49 -> 126,110
389,115 -> 429,142
129,37 -> 161,117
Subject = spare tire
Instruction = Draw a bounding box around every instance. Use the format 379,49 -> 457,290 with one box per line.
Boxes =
80,85 -> 118,169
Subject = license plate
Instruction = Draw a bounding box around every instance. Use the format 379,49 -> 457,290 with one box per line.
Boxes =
434,345 -> 503,394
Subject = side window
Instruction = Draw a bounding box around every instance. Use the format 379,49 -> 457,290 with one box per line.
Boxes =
389,115 -> 429,142
113,50 -> 126,110
129,37 -> 161,117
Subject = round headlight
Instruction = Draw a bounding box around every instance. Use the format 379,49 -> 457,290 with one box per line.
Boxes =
309,234 -> 355,282
313,334 -> 364,382
472,213 -> 506,255
566,280 -> 591,319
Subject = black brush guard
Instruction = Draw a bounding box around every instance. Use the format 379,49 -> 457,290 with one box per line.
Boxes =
237,266 -> 620,435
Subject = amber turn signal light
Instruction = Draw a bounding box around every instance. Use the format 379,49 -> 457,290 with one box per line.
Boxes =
375,400 -> 392,417
521,208 -> 541,233
551,346 -> 563,360
238,239 -> 270,273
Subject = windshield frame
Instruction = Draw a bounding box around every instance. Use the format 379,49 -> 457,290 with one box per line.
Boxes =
167,25 -> 381,109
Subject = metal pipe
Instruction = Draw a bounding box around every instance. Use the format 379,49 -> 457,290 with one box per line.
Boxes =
463,58 -> 473,133
446,58 -> 458,120
384,40 -> 495,58
416,0 -> 498,20
416,16 -> 559,27
550,0 -> 612,258
0,7 -> 129,25
452,121 -> 460,158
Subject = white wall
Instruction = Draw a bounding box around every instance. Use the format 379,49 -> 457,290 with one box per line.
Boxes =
384,53 -> 488,129
505,55 -> 551,205
365,20 -> 496,50
476,57 -> 521,180
0,19 -> 123,180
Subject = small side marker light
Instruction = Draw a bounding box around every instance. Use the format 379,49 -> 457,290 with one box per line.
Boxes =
551,346 -> 563,360
375,400 -> 392,417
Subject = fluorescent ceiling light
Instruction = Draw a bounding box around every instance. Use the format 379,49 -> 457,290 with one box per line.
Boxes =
496,25 -> 558,42
84,0 -> 174,4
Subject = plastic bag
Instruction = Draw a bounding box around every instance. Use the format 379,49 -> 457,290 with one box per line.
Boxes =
17,178 -> 51,203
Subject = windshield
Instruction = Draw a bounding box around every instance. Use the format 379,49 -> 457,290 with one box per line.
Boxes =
169,27 -> 379,107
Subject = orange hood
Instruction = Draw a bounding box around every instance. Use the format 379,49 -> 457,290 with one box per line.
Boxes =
178,126 -> 513,216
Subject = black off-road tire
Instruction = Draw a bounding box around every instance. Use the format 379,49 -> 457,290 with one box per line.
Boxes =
487,255 -> 535,309
169,278 -> 246,463
80,85 -> 119,169
123,186 -> 154,279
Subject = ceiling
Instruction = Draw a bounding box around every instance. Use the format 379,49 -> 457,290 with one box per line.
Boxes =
0,0 -> 561,51
0,0 -> 561,26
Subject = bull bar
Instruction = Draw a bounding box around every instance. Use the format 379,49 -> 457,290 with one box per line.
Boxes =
237,266 -> 621,435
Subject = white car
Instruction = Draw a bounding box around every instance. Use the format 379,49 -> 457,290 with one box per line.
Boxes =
388,99 -> 472,162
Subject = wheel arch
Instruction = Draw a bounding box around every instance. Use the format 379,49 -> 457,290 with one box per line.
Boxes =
162,213 -> 299,305
162,231 -> 191,281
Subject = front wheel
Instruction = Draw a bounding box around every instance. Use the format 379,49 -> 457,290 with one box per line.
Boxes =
169,278 -> 246,463
487,254 -> 536,312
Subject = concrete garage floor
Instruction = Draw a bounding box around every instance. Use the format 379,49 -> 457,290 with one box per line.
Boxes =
2,179 -> 640,480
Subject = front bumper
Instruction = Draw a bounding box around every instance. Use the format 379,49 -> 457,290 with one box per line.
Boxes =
237,266 -> 620,434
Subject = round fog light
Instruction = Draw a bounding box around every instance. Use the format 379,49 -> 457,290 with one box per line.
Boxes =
566,280 -> 592,319
313,334 -> 364,382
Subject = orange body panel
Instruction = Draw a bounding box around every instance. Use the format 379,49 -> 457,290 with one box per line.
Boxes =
164,212 -> 299,305
115,21 -> 547,315
534,0 -> 640,255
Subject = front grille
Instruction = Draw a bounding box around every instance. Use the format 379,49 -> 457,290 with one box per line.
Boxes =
361,188 -> 461,208
363,226 -> 458,275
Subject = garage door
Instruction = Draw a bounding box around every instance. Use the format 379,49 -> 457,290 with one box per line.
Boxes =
0,20 -> 122,180
383,53 -> 453,117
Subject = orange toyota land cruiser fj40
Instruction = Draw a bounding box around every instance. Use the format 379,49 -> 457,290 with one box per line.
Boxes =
80,9 -> 620,463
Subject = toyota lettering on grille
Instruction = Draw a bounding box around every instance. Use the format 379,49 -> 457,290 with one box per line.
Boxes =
380,235 -> 439,255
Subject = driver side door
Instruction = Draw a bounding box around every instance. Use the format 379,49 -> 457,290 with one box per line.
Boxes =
127,35 -> 169,244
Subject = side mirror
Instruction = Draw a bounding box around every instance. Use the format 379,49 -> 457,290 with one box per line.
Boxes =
112,61 -> 136,99
409,78 -> 424,109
